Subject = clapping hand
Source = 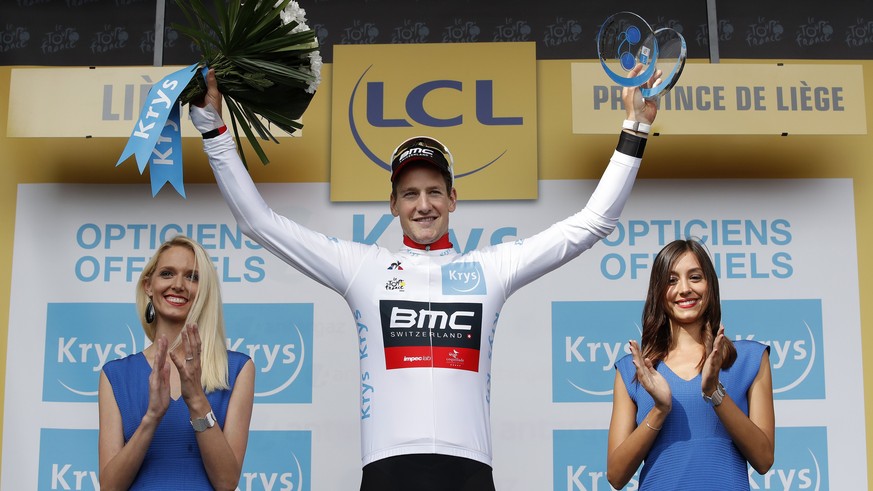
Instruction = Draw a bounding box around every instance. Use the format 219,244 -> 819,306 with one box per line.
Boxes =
701,324 -> 726,396
629,340 -> 672,412
146,335 -> 171,421
169,323 -> 206,404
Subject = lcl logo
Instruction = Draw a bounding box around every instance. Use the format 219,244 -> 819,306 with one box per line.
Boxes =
347,65 -> 523,177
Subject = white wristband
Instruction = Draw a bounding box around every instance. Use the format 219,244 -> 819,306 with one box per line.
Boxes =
190,103 -> 225,134
623,119 -> 651,135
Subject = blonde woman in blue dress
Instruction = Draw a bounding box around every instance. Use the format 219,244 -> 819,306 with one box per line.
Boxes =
98,236 -> 255,490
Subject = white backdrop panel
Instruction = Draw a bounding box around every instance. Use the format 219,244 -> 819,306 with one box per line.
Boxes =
2,179 -> 863,490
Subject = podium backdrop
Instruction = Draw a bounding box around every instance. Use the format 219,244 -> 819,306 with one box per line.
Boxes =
1,178 -> 864,490
2,37 -> 873,491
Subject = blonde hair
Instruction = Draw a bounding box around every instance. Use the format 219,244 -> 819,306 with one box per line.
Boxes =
136,235 -> 229,392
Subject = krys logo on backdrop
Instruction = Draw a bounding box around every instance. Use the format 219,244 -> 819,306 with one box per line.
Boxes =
43,303 -> 313,404
37,429 -> 313,491
552,427 -> 827,491
551,299 -> 823,403
329,42 -> 539,202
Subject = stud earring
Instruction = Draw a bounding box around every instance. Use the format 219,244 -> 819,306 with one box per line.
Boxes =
145,300 -> 155,323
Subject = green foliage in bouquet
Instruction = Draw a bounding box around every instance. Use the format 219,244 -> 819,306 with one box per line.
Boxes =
174,0 -> 322,166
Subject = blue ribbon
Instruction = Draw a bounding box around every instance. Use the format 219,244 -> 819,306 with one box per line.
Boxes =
116,63 -> 199,197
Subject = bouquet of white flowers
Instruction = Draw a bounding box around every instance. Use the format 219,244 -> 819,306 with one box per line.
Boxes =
174,0 -> 322,166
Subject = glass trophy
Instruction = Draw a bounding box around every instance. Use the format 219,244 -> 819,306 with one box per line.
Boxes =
597,11 -> 686,100
641,27 -> 687,100
597,12 -> 658,89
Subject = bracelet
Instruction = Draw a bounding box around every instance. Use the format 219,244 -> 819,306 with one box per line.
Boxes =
622,119 -> 651,135
616,131 -> 647,158
644,420 -> 662,431
202,125 -> 227,139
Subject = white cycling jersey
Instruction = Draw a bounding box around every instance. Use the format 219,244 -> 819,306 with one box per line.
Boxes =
201,129 -> 641,466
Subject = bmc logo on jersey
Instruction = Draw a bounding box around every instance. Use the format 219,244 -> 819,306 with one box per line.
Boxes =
551,301 -> 641,403
43,303 -> 143,402
380,299 -> 482,371
748,427 -> 828,490
38,429 -> 99,491
723,299 -> 824,400
224,303 -> 314,404
238,431 -> 312,491
553,429 -> 638,491
441,262 -> 487,295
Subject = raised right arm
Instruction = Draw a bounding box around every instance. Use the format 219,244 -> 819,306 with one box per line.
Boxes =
190,70 -> 370,293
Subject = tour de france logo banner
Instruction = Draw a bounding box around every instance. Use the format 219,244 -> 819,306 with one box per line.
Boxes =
115,0 -> 322,197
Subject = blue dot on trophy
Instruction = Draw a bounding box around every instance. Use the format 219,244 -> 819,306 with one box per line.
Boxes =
596,11 -> 658,88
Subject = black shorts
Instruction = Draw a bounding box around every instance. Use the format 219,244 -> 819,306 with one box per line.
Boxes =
360,454 -> 496,491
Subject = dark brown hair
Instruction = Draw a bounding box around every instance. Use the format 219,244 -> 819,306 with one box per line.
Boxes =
640,239 -> 737,369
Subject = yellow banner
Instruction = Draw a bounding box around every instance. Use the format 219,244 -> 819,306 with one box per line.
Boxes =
571,62 -> 867,135
6,66 -> 302,139
329,43 -> 538,202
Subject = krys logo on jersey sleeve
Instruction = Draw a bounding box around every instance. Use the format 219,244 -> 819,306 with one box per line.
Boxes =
43,303 -> 143,402
224,303 -> 314,404
380,300 -> 482,371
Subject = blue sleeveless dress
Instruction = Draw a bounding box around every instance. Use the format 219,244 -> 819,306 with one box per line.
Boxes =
615,340 -> 768,490
103,350 -> 251,490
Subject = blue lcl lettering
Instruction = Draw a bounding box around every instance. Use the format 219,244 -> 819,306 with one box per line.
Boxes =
366,80 -> 523,128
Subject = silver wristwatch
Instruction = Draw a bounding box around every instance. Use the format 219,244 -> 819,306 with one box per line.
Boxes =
191,410 -> 216,432
702,382 -> 726,407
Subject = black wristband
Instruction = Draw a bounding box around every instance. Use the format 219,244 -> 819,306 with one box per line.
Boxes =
202,125 -> 227,139
616,131 -> 647,158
